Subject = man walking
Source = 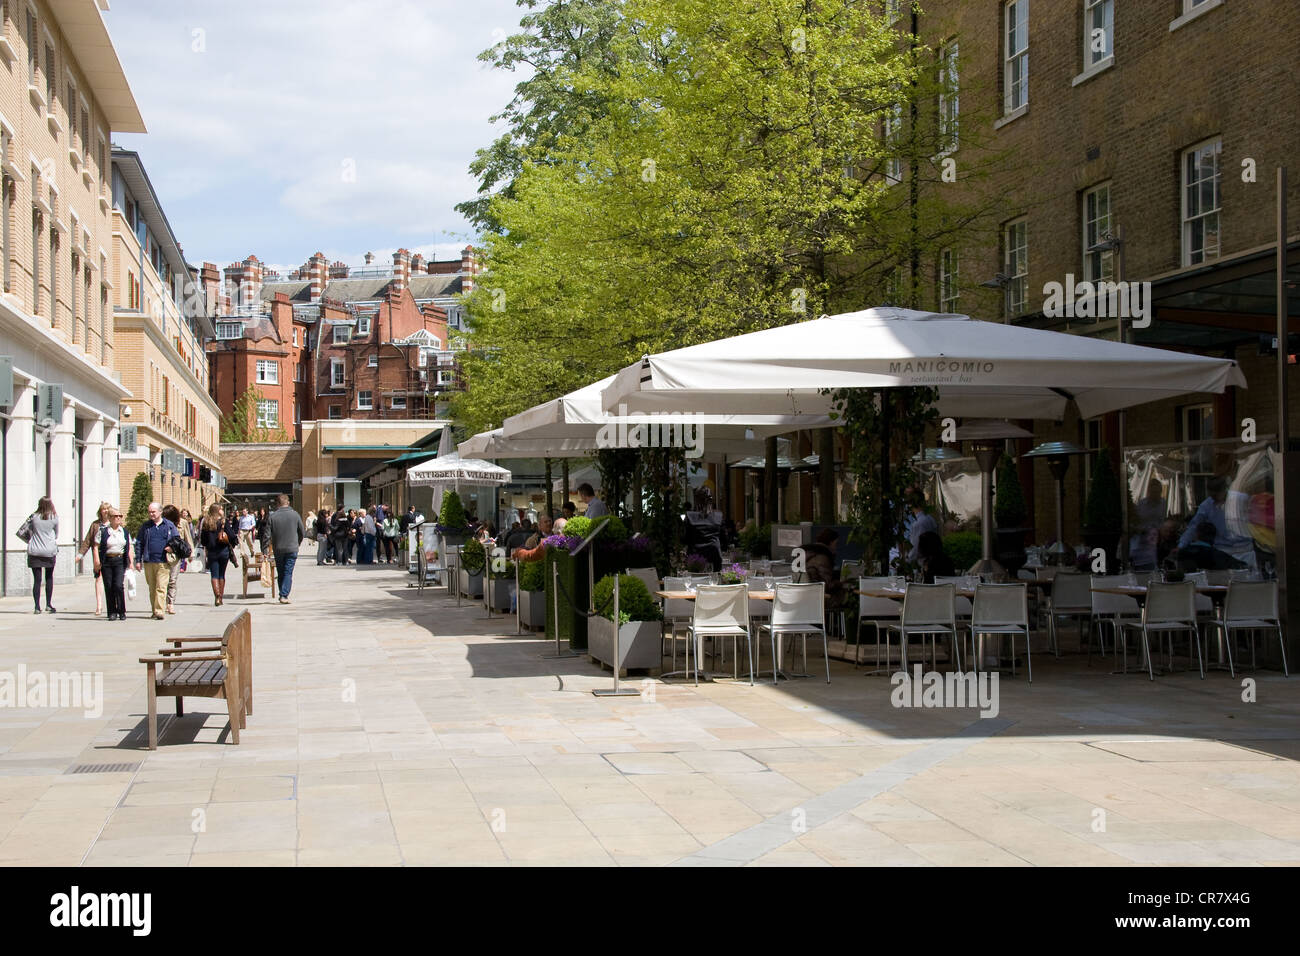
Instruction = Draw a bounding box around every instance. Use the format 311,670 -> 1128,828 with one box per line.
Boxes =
135,501 -> 178,620
269,494 -> 305,604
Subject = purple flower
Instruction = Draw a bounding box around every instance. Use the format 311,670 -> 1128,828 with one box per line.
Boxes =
542,533 -> 583,551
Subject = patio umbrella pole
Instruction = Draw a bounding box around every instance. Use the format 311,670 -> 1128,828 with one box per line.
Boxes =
594,573 -> 639,697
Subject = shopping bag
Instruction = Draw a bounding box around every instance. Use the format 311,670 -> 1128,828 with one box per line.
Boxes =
124,569 -> 137,600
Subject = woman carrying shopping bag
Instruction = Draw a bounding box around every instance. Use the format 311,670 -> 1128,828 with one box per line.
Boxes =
96,506 -> 133,620
17,497 -> 59,614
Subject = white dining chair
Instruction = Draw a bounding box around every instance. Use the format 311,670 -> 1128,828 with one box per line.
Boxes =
688,584 -> 753,685
885,583 -> 960,673
1120,581 -> 1201,681
1046,572 -> 1092,656
969,583 -> 1031,681
857,576 -> 905,671
1089,575 -> 1140,663
1210,581 -> 1288,677
757,582 -> 829,684
662,576 -> 693,670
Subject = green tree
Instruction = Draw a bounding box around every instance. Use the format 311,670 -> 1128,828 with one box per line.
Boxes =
453,0 -> 1005,436
220,386 -> 289,443
125,471 -> 152,535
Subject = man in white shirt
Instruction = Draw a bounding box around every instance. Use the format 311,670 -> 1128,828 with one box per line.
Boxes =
905,502 -> 938,563
578,483 -> 608,518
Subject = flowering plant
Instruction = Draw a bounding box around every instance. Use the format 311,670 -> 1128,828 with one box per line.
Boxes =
542,533 -> 583,552
718,562 -> 748,585
683,552 -> 711,573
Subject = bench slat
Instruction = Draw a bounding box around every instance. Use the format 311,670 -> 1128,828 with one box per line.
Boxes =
158,661 -> 227,688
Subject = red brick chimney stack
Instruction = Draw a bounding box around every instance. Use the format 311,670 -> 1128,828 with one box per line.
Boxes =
411,252 -> 425,274
270,292 -> 293,344
329,260 -> 350,279
240,255 -> 262,312
200,262 -> 221,316
460,246 -> 476,293
308,252 -> 328,301
392,248 -> 411,295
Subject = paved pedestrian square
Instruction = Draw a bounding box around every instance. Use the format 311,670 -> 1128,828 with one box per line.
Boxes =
1,554 -> 1297,866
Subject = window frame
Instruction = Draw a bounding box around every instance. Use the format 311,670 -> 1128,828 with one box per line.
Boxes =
1081,182 -> 1114,282
332,324 -> 351,345
356,389 -> 373,411
1003,217 -> 1029,318
939,249 -> 959,313
1002,0 -> 1029,115
330,357 -> 345,388
389,393 -> 407,411
255,398 -> 278,430
255,359 -> 278,385
1181,137 -> 1221,267
937,41 -> 959,154
1083,0 -> 1113,71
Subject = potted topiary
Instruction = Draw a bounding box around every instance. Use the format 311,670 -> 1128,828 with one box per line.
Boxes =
544,529 -> 589,650
1084,447 -> 1123,572
485,542 -> 512,611
942,531 -> 983,574
459,536 -> 485,597
437,490 -> 473,547
994,456 -> 1030,577
588,573 -> 663,675
516,558 -> 547,628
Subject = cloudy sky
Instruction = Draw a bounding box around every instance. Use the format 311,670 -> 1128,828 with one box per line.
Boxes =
107,0 -> 529,274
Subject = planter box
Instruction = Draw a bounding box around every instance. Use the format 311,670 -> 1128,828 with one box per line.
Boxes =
459,568 -> 483,598
588,617 -> 661,674
545,549 -> 589,650
486,576 -> 512,612
518,588 -> 546,628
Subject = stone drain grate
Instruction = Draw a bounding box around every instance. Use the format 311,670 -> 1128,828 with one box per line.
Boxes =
65,762 -> 142,775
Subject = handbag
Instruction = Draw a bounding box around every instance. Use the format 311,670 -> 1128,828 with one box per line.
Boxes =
15,516 -> 32,543
124,568 -> 137,600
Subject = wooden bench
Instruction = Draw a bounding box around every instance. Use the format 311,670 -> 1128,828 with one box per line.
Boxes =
239,549 -> 276,599
139,610 -> 250,750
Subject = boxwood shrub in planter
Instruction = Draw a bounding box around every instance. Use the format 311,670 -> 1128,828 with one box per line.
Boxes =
437,490 -> 473,547
587,573 -> 663,674
544,534 -> 588,650
459,537 -> 485,598
517,559 -> 546,628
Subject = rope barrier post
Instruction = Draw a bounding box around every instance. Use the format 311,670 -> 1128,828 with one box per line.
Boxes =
541,556 -> 581,659
515,559 -> 522,635
594,571 -> 639,697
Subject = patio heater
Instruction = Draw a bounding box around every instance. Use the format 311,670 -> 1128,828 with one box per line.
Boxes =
955,420 -> 1034,578
1022,441 -> 1087,565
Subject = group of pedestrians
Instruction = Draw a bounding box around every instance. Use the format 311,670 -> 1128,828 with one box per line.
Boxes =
313,502 -> 410,566
16,492 -> 305,618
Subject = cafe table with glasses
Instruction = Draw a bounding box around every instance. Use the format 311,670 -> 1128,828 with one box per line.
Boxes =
655,580 -> 804,681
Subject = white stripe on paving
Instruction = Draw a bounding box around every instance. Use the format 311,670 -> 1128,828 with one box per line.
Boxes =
671,717 -> 1015,866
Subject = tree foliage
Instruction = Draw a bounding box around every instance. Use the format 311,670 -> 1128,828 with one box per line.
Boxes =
452,0 -> 1003,436
125,471 -> 153,535
220,386 -> 288,443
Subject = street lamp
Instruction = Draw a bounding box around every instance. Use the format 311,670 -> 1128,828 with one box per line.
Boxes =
955,420 -> 1034,577
1022,441 -> 1087,565
980,272 -> 1014,325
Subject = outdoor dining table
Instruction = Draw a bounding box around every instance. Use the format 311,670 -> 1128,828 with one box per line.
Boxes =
857,587 -> 977,601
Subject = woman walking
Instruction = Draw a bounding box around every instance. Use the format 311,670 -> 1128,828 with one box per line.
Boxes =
361,506 -> 377,564
381,510 -> 400,563
200,503 -> 234,606
77,501 -> 113,616
161,505 -> 193,614
18,497 -> 59,614
96,506 -> 133,620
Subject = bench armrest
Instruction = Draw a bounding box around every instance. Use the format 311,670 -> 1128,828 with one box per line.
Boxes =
158,645 -> 221,655
140,654 -> 223,664
168,635 -> 222,643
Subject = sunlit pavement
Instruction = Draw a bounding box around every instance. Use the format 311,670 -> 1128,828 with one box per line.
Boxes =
1,551 -> 1298,867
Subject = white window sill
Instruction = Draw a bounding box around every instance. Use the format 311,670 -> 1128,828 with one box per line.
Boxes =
0,38 -> 15,64
993,104 -> 1029,130
27,84 -> 46,110
46,112 -> 62,137
1170,0 -> 1223,32
1072,55 -> 1114,86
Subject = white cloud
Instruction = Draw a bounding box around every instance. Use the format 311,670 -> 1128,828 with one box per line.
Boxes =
106,0 -> 529,267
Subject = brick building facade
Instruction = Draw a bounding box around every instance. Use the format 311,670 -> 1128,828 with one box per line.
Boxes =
871,0 -> 1299,548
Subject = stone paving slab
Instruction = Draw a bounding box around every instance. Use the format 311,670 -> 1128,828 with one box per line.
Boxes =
1,552 -> 1298,866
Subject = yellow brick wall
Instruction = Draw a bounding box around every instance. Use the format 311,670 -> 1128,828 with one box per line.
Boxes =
2,1 -> 118,370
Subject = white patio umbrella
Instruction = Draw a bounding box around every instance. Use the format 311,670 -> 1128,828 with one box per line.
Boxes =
408,428 -> 512,488
503,373 -> 833,442
601,307 -> 1246,420
459,429 -> 592,460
